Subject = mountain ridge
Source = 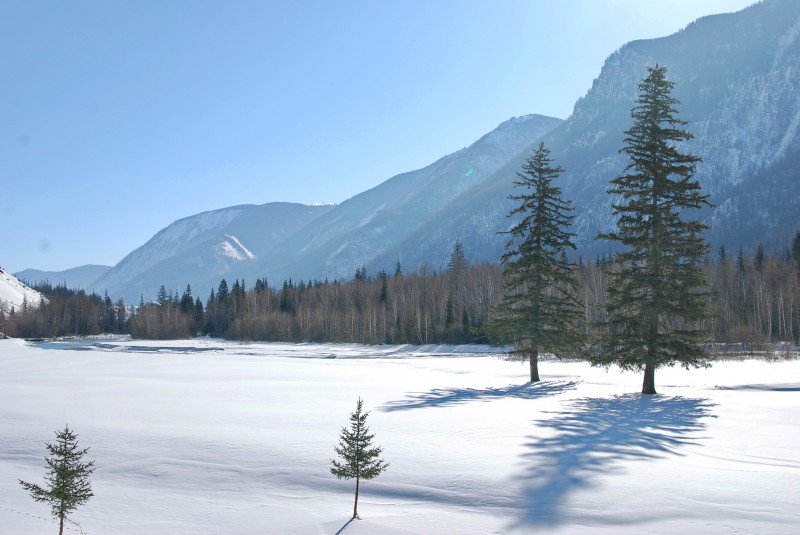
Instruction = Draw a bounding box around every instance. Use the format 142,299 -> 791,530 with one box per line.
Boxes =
22,0 -> 800,301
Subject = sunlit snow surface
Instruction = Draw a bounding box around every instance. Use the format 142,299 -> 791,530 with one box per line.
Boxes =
0,268 -> 44,311
1,338 -> 798,534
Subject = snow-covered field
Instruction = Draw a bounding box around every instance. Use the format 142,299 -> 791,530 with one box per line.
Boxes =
1,338 -> 798,534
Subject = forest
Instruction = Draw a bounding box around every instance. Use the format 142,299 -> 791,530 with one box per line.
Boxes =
2,242 -> 798,353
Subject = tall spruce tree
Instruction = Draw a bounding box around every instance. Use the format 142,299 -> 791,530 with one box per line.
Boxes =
330,397 -> 389,520
487,142 -> 582,382
595,65 -> 713,394
19,425 -> 95,535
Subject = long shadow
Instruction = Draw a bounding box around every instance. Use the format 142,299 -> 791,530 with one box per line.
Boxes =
381,379 -> 577,412
514,394 -> 716,529
333,517 -> 355,534
717,383 -> 800,392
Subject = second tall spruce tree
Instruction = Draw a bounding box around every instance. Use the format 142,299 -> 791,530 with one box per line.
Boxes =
594,64 -> 714,394
488,142 -> 583,382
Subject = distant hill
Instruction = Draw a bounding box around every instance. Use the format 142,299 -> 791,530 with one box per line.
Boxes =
15,265 -> 111,291
91,202 -> 335,302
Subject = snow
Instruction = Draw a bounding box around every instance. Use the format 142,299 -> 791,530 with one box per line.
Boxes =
218,234 -> 256,261
1,338 -> 798,534
359,202 -> 386,227
0,267 -> 44,311
225,234 -> 256,259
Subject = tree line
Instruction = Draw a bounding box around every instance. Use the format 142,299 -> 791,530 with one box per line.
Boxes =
1,245 -> 797,348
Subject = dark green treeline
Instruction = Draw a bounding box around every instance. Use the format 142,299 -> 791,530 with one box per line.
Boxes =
2,243 -> 799,348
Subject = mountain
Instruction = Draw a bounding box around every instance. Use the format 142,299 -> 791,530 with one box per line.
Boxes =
91,0 -> 800,300
93,116 -> 560,301
252,114 -> 562,283
379,0 -> 800,266
14,265 -> 112,291
381,0 -> 800,267
0,267 -> 45,312
547,0 -> 800,255
93,203 -> 334,302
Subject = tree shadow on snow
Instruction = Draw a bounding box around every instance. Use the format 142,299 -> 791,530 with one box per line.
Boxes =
381,379 -> 577,412
514,394 -> 716,530
334,517 -> 355,534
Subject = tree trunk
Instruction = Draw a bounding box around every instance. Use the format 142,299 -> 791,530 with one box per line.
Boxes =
644,307 -> 658,395
59,510 -> 65,535
352,475 -> 360,519
529,349 -> 540,383
642,358 -> 656,394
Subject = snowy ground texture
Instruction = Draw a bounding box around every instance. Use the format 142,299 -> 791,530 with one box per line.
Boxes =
1,338 -> 798,534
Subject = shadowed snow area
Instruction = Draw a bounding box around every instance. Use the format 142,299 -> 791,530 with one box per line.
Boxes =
382,379 -> 579,411
1,338 -> 798,534
515,395 -> 715,529
716,383 -> 800,391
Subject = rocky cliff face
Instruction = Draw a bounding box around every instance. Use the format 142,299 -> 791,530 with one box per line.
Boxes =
548,0 -> 800,254
376,0 -> 800,269
377,0 -> 800,272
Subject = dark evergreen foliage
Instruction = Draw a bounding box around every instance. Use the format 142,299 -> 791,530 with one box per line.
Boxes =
447,241 -> 467,274
330,398 -> 388,520
792,232 -> 800,276
354,265 -> 368,281
755,244 -> 766,272
19,425 -> 95,535
378,270 -> 389,303
594,65 -> 714,394
180,285 -> 194,314
156,285 -> 169,305
486,142 -> 583,382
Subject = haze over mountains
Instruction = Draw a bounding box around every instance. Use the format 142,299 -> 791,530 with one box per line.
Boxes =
17,0 -> 800,303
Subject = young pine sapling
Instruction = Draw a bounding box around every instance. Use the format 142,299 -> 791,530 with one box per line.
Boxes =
19,424 -> 95,535
330,397 -> 389,520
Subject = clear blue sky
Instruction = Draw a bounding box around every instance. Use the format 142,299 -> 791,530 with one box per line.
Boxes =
1,0 -> 754,274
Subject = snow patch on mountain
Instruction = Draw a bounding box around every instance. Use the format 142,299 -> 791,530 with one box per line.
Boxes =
99,208 -> 245,287
773,15 -> 800,68
158,209 -> 243,251
218,234 -> 256,261
0,267 -> 45,312
360,203 -> 387,227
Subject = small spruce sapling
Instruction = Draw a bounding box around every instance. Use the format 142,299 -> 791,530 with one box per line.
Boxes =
19,424 -> 95,535
330,397 -> 389,520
